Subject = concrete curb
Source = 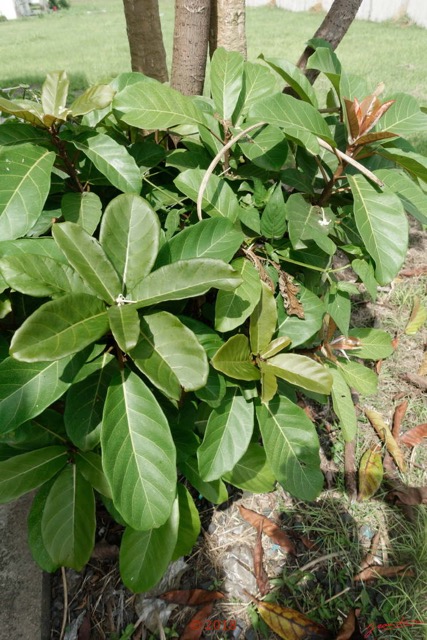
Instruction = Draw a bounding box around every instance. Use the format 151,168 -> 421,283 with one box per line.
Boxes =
0,493 -> 51,640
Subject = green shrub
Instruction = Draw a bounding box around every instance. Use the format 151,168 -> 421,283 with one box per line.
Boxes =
0,47 -> 426,592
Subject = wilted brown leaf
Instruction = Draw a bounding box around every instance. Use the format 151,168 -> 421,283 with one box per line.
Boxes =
335,610 -> 363,640
239,505 -> 296,554
392,400 -> 408,439
180,602 -> 213,640
418,350 -> 427,376
402,372 -> 427,391
329,336 -> 361,351
358,446 -> 383,501
354,565 -> 414,582
364,409 -> 407,472
400,423 -> 427,447
387,484 -> 427,506
160,589 -> 224,606
300,535 -> 319,551
399,266 -> 427,277
255,599 -> 330,640
254,526 -> 270,596
77,615 -> 91,640
279,271 -> 305,319
360,531 -> 381,571
90,541 -> 120,561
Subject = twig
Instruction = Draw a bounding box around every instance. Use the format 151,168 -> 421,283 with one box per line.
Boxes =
59,567 -> 68,640
317,138 -> 384,187
306,587 -> 351,613
196,122 -> 266,220
297,551 -> 342,574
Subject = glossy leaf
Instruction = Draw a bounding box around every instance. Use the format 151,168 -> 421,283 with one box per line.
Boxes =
405,297 -> 427,335
250,282 -> 277,355
175,169 -> 240,222
337,360 -> 378,396
172,483 -> 201,561
178,316 -> 223,359
0,96 -> 45,126
211,334 -> 260,381
349,175 -> 408,284
70,132 -> 141,193
0,446 -> 67,503
195,367 -> 226,408
255,599 -> 329,640
61,192 -> 103,235
239,124 -> 288,172
223,444 -> 276,493
265,354 -> 333,394
75,451 -> 112,498
261,56 -> 318,106
379,148 -> 427,183
210,48 -> 244,122
358,447 -> 383,500
41,464 -> 96,570
257,396 -> 323,501
108,304 -> 140,352
260,336 -> 291,359
380,93 -> 427,137
132,259 -> 241,308
0,121 -> 50,147
307,46 -> 341,93
261,365 -> 278,403
52,221 -> 122,304
287,194 -> 336,255
233,61 -> 277,119
352,259 -> 378,301
375,169 -> 427,225
27,479 -> 59,572
261,184 -> 287,239
326,289 -> 351,336
101,369 -> 177,530
215,258 -> 261,332
131,311 -> 208,401
347,328 -> 394,360
10,294 -> 109,362
41,71 -> 70,120
197,388 -> 254,481
2,409 -> 66,451
0,237 -> 67,263
179,456 -> 228,504
70,84 -> 115,116
100,194 -> 160,294
0,144 -> 55,240
330,368 -> 357,442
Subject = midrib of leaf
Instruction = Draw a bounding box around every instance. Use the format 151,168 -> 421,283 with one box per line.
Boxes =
137,326 -> 179,388
3,361 -> 60,419
351,178 -> 383,270
2,150 -> 51,212
37,308 -> 107,347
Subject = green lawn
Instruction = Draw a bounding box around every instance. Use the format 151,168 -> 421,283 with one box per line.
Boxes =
1,0 -> 426,106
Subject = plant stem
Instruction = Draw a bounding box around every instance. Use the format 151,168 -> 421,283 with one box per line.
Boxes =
50,125 -> 84,193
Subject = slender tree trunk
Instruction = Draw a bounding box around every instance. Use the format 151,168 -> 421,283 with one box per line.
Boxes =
209,0 -> 246,58
122,0 -> 168,83
295,0 -> 363,85
171,0 -> 211,96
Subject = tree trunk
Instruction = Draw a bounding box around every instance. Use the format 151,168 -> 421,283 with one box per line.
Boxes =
171,0 -> 211,96
122,0 -> 168,83
296,0 -> 364,84
209,0 -> 246,59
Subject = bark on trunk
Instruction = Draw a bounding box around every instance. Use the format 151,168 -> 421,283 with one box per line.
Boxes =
171,0 -> 211,96
209,0 -> 246,59
296,0 -> 363,85
122,0 -> 168,83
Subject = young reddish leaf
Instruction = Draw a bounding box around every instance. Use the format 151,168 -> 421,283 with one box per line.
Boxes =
336,610 -> 363,640
400,423 -> 427,447
160,589 -> 224,606
354,565 -> 414,582
344,99 -> 360,142
254,598 -> 330,640
358,446 -> 383,501
354,131 -> 396,146
359,99 -> 395,136
364,409 -> 407,472
392,400 -> 408,439
358,94 -> 378,121
239,505 -> 296,554
180,602 -> 214,640
405,297 -> 427,335
254,526 -> 270,596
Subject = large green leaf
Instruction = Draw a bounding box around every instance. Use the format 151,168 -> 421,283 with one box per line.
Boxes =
100,194 -> 160,294
120,497 -> 179,592
10,294 -> 109,362
155,218 -> 243,268
178,316 -> 223,359
0,237 -> 67,263
277,285 -> 324,347
101,369 -> 176,530
233,61 -> 277,119
0,351 -> 87,435
348,175 -> 408,284
75,451 -> 112,499
0,122 -> 50,147
249,93 -> 335,154
306,47 -> 341,93
195,368 -> 227,408
0,144 -> 55,240
70,132 -> 141,193
239,124 -> 288,171
132,259 -> 241,308
113,80 -> 205,129
377,148 -> 427,183
210,48 -> 244,122
287,194 -> 336,255
257,396 -> 323,501
222,443 -> 276,493
348,328 -> 394,360
352,259 -> 379,301
263,354 -> 332,394
329,367 -> 357,442
211,334 -> 260,381
61,192 -> 103,235
1,409 -> 66,451
70,84 -> 115,116
375,169 -> 427,225
197,388 -> 254,481
174,169 -> 240,222
172,483 -> 201,561
380,93 -> 427,137
131,311 -> 208,401
260,183 -> 287,238
53,222 -> 122,304
0,446 -> 67,503
41,71 -> 70,120
179,456 -> 228,504
337,359 -> 378,396
0,253 -> 91,298
41,465 -> 96,570
261,56 -> 318,106
326,289 -> 351,336
0,96 -> 45,126
108,304 -> 140,352
250,281 -> 277,355
215,258 -> 261,332
28,479 -> 59,572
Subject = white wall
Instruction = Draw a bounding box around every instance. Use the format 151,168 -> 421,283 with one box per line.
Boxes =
0,0 -> 18,19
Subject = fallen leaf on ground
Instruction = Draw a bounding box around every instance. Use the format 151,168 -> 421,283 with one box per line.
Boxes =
77,615 -> 91,640
253,598 -> 330,640
160,589 -> 224,606
360,531 -> 381,571
391,336 -> 400,350
335,610 -> 363,640
91,541 -> 120,561
405,297 -> 427,335
400,423 -> 427,447
399,266 -> 427,277
354,565 -> 414,582
358,446 -> 383,501
418,351 -> 427,376
253,525 -> 270,596
392,400 -> 408,439
364,409 -> 407,472
300,535 -> 319,551
386,484 -> 427,506
239,505 -> 296,554
180,602 -> 213,640
402,372 -> 427,391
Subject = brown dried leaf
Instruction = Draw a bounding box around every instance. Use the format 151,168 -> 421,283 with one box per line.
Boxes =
255,599 -> 330,640
418,350 -> 427,376
239,505 -> 296,554
279,271 -> 305,319
402,372 -> 427,391
335,610 -> 363,640
254,526 -> 270,596
360,531 -> 381,571
300,535 -> 319,551
180,602 -> 213,640
399,266 -> 427,277
77,615 -> 91,640
90,541 -> 120,561
354,565 -> 414,582
405,297 -> 427,335
160,589 -> 224,606
364,409 -> 407,473
358,446 -> 383,501
387,484 -> 427,506
400,423 -> 427,447
392,400 -> 408,439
